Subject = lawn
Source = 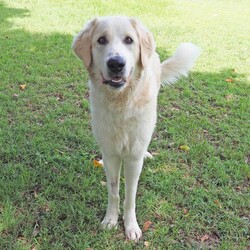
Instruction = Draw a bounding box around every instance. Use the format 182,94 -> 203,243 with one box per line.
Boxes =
0,0 -> 249,249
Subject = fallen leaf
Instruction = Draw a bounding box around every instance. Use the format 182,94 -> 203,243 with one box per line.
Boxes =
19,84 -> 27,90
56,93 -> 63,101
57,118 -> 65,123
32,221 -> 40,237
154,213 -> 164,220
55,149 -> 65,155
171,106 -> 180,111
225,94 -> 233,100
52,166 -> 60,174
167,142 -> 175,148
183,208 -> 189,215
151,151 -> 159,156
143,220 -> 153,232
179,145 -> 190,151
93,159 -> 103,167
100,181 -> 107,186
144,241 -> 151,247
34,190 -> 38,198
201,234 -> 210,242
225,78 -> 233,83
44,203 -> 50,212
58,213 -> 67,220
214,200 -> 222,209
171,239 -> 178,244
17,236 -> 27,242
183,173 -> 190,179
245,154 -> 250,165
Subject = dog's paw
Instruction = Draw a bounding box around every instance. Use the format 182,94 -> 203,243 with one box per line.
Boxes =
101,215 -> 118,229
125,222 -> 142,242
144,151 -> 153,159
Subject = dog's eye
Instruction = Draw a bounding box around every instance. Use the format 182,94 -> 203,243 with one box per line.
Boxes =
97,36 -> 108,45
124,36 -> 133,44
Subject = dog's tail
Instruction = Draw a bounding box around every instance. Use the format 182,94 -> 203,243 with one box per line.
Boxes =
161,43 -> 201,85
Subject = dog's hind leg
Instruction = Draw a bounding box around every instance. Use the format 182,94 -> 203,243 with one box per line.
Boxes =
101,154 -> 122,229
144,151 -> 153,159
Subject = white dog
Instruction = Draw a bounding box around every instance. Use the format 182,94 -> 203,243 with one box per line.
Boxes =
72,16 -> 200,241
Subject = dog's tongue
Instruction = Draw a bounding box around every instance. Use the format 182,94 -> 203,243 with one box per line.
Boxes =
111,77 -> 123,83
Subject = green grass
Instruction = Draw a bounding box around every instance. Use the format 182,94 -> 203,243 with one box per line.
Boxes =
0,0 -> 249,249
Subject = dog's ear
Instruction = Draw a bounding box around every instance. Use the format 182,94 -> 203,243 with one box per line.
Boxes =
72,18 -> 98,69
131,18 -> 155,69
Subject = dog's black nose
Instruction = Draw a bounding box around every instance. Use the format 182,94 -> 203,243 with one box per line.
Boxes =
107,56 -> 125,74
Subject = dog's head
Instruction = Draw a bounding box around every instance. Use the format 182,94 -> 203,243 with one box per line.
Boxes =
72,16 -> 155,90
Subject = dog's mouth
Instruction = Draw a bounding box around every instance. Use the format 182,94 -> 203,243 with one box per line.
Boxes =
102,76 -> 126,88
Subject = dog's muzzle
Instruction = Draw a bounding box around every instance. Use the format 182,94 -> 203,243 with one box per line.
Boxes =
102,56 -> 126,88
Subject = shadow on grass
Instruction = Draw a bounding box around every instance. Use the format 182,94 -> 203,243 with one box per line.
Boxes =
0,4 -> 99,248
0,2 -> 249,249
0,1 -> 29,30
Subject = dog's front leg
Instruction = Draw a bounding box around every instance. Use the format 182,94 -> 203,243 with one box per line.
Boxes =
123,157 -> 143,241
101,154 -> 122,229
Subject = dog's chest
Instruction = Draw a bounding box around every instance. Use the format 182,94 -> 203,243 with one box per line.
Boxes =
91,104 -> 155,156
